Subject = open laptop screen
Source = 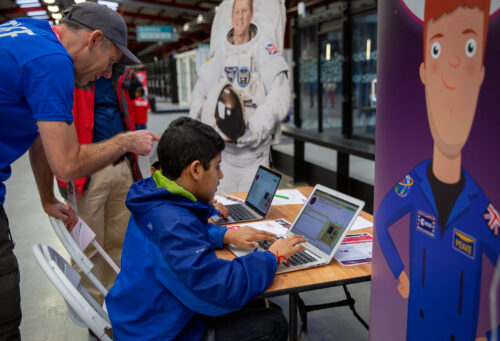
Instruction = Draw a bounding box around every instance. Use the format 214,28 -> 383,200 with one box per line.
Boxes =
292,189 -> 359,255
245,167 -> 281,215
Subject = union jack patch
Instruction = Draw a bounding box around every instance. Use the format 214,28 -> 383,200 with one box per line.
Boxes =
484,203 -> 500,237
265,43 -> 279,56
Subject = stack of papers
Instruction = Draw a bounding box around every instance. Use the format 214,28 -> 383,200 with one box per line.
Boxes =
271,189 -> 308,205
334,233 -> 373,266
213,194 -> 244,206
227,218 -> 291,236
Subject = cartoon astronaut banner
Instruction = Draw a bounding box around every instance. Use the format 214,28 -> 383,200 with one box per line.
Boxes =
370,0 -> 500,340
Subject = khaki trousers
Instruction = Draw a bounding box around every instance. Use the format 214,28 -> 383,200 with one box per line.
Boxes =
76,160 -> 133,304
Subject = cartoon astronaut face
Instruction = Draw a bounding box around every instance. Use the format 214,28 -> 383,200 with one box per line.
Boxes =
419,6 -> 486,158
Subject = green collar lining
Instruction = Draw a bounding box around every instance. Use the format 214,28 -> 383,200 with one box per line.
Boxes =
152,171 -> 197,202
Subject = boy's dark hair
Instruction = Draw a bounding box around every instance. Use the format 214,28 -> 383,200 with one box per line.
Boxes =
158,117 -> 225,179
135,87 -> 145,97
151,161 -> 160,171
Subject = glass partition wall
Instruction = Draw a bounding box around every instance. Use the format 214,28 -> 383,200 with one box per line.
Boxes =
293,1 -> 377,142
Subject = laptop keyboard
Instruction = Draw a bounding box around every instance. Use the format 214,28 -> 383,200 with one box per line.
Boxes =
257,239 -> 318,266
228,204 -> 258,221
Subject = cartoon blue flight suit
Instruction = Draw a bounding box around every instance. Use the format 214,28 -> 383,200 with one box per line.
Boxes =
376,159 -> 500,341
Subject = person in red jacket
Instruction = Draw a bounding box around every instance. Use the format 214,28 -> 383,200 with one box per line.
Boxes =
131,87 -> 151,130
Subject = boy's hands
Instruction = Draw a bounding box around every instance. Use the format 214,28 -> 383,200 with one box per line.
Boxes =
268,235 -> 307,260
212,199 -> 229,219
224,226 -> 276,248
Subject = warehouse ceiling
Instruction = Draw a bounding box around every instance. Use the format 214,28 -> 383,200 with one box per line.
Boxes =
0,0 -> 330,62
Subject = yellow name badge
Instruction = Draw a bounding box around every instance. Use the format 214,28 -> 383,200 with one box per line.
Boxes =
453,229 -> 475,259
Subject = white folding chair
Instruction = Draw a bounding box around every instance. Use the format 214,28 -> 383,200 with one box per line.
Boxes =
48,216 -> 120,297
32,244 -> 113,341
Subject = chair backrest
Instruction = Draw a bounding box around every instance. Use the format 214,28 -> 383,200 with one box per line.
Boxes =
32,244 -> 113,341
49,217 -> 108,296
48,216 -> 120,296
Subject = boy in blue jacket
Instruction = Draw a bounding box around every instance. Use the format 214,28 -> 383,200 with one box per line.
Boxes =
106,117 -> 306,340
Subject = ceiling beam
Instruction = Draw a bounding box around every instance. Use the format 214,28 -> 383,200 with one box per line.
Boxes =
122,9 -> 187,25
108,0 -> 209,16
2,6 -> 46,15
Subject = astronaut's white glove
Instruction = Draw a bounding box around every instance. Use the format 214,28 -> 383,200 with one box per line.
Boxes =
237,72 -> 291,148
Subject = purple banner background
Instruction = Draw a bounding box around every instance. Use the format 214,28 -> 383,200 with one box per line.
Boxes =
369,0 -> 500,340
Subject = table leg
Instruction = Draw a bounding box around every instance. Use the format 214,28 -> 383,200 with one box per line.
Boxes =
289,293 -> 298,341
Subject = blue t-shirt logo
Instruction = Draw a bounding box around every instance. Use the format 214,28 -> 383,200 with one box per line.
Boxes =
0,20 -> 35,38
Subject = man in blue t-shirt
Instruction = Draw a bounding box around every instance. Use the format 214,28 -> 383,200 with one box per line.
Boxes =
0,3 -> 158,339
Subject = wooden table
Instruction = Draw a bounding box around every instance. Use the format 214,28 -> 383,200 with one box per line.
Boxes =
216,187 -> 373,341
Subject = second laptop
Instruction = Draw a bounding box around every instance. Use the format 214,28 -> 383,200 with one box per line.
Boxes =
213,166 -> 282,224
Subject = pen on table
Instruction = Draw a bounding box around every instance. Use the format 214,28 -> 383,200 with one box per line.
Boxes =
275,194 -> 289,199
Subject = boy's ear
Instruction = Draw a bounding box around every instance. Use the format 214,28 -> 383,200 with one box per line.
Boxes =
189,160 -> 202,181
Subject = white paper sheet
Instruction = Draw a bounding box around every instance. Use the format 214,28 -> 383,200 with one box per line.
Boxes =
213,194 -> 244,206
70,217 -> 96,251
349,215 -> 373,231
226,218 -> 291,236
271,189 -> 308,205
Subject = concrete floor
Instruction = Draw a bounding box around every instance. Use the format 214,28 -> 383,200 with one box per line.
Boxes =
5,108 -> 371,340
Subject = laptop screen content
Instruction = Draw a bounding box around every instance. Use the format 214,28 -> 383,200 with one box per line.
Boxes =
246,167 -> 281,214
292,189 -> 359,255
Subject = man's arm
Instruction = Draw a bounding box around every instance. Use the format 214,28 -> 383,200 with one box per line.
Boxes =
29,137 -> 77,227
37,120 -> 159,181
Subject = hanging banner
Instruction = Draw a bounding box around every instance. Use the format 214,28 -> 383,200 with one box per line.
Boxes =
370,0 -> 500,340
136,25 -> 179,42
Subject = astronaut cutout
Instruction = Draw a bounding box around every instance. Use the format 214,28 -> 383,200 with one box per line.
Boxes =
375,1 -> 500,340
190,0 -> 291,193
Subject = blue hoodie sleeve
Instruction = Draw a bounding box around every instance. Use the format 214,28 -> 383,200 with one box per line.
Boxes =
207,223 -> 227,249
153,212 -> 277,317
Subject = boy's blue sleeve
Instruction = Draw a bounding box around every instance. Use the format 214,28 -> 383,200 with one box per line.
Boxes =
154,214 -> 277,317
208,223 -> 227,249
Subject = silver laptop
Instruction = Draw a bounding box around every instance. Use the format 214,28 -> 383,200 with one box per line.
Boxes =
230,184 -> 365,274
212,166 -> 282,224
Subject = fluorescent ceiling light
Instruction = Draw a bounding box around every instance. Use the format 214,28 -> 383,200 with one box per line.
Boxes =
47,5 -> 59,12
31,15 -> 49,20
74,0 -> 86,3
42,0 -> 56,4
197,15 -> 203,23
183,23 -> 190,31
27,10 -> 47,16
16,0 -> 39,4
97,0 -> 118,10
51,12 -> 62,20
20,3 -> 42,8
366,39 -> 371,61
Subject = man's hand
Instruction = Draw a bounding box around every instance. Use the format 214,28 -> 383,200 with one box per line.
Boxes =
212,199 -> 229,219
224,226 -> 276,248
128,130 -> 160,156
268,235 -> 307,260
42,198 -> 77,230
397,270 -> 410,298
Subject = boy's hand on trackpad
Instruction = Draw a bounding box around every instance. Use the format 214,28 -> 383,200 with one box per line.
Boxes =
224,226 -> 276,248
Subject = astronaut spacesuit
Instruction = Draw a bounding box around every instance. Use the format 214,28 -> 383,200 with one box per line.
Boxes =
189,0 -> 290,193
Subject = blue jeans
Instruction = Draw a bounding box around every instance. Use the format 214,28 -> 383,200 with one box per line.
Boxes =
135,124 -> 147,130
200,300 -> 288,341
